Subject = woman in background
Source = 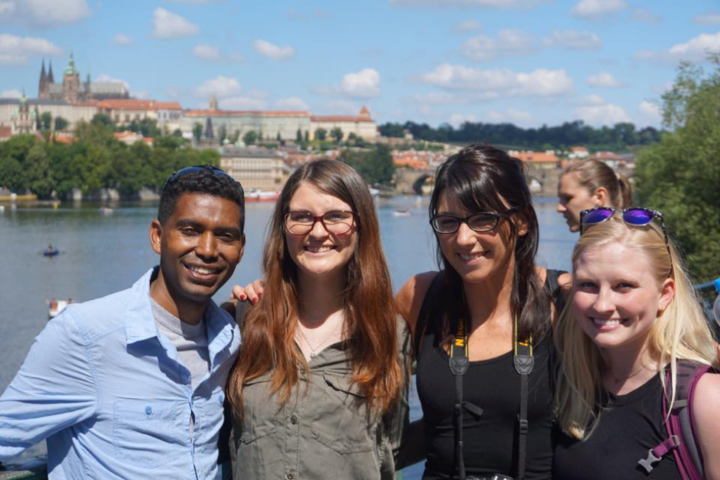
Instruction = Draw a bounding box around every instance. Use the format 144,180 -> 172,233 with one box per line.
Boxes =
557,159 -> 632,233
227,159 -> 410,480
554,208 -> 720,479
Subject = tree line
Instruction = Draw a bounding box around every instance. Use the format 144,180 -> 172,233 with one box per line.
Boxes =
0,115 -> 218,200
379,120 -> 662,151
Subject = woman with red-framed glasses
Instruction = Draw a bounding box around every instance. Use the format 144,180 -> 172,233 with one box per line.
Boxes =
226,159 -> 411,480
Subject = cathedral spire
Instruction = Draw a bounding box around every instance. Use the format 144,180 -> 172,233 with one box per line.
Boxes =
39,59 -> 47,97
48,61 -> 55,83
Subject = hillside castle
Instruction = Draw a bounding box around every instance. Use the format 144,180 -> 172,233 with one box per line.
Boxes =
38,53 -> 129,103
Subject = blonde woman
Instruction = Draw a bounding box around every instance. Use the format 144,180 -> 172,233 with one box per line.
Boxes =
553,207 -> 720,479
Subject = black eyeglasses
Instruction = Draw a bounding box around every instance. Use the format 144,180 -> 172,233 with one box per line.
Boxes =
162,165 -> 232,192
430,211 -> 513,234
580,207 -> 673,275
284,210 -> 356,236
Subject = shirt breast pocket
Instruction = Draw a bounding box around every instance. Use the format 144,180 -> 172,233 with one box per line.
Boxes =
239,377 -> 278,444
309,374 -> 376,455
113,399 -> 186,469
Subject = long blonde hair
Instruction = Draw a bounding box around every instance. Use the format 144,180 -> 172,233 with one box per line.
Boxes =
555,216 -> 716,439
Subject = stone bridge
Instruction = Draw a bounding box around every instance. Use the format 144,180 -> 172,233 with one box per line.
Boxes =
394,166 -> 634,198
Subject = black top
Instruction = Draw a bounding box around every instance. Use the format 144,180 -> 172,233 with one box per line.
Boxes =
415,275 -> 557,480
553,374 -> 680,480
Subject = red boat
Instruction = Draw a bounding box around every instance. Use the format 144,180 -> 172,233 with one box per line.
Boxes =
245,190 -> 279,203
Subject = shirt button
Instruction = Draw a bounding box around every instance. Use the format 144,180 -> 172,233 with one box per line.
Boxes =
145,406 -> 152,415
290,415 -> 297,425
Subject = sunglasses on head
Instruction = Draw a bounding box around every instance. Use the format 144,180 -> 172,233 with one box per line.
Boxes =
579,207 -> 673,276
162,165 -> 234,192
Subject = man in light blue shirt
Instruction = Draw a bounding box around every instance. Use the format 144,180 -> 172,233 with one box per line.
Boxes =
0,166 -> 246,479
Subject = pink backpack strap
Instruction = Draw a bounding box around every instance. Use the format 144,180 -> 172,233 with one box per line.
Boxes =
663,360 -> 712,480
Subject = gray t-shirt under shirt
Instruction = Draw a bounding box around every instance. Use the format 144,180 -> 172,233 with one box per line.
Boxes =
150,298 -> 211,390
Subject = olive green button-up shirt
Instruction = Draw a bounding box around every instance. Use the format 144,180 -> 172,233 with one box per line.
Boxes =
231,317 -> 411,480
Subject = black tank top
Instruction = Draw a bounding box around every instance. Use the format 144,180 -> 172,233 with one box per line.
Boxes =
415,276 -> 557,480
553,374 -> 680,480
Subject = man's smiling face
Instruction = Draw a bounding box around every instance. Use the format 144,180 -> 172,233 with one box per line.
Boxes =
151,193 -> 245,310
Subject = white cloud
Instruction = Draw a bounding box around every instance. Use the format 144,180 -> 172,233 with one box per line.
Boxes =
544,30 -> 602,49
0,34 -> 63,65
274,96 -> 310,110
461,29 -> 535,61
449,113 -> 477,127
195,76 -> 242,98
575,95 -> 629,125
391,0 -> 546,7
635,32 -> 720,64
95,74 -> 130,90
421,63 -> 574,97
340,68 -> 381,98
113,34 -> 132,46
486,108 -> 532,125
638,100 -> 661,125
323,99 -> 360,115
192,44 -> 221,61
693,12 -> 720,25
0,0 -> 90,27
221,96 -> 267,110
152,8 -> 199,38
572,0 -> 627,18
0,88 -> 21,98
253,39 -> 295,60
585,72 -> 621,88
453,20 -> 482,32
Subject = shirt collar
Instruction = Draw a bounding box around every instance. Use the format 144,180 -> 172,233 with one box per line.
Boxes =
124,266 -> 236,352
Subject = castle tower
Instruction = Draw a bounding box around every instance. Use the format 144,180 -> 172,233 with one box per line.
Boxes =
359,106 -> 371,118
62,52 -> 81,103
48,61 -> 55,84
38,60 -> 48,99
209,94 -> 218,111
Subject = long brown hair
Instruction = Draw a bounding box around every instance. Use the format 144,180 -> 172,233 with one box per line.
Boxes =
562,159 -> 633,208
228,159 -> 403,417
429,143 -> 551,343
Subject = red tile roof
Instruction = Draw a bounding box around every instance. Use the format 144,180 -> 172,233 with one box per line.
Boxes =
97,99 -> 182,111
310,115 -> 374,123
185,110 -> 310,117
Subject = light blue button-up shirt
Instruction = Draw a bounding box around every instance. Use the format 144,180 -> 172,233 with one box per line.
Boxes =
0,268 -> 241,479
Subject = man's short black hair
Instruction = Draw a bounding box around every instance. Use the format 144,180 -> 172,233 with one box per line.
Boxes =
158,167 -> 245,233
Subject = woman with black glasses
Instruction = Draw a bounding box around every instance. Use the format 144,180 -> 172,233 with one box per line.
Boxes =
395,143 -> 567,480
553,208 -> 720,479
226,159 -> 411,480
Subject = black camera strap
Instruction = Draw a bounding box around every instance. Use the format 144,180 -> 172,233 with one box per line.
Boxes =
449,314 -> 533,480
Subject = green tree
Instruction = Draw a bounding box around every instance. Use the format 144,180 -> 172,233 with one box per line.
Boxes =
296,128 -> 303,143
25,144 -> 54,198
330,127 -> 343,143
243,131 -> 258,145
91,113 -> 114,128
218,125 -> 228,145
304,130 -> 309,142
635,56 -> 720,281
339,144 -> 395,185
229,130 -> 240,144
54,116 -> 69,131
315,128 -> 327,141
192,122 -> 203,143
39,112 -> 53,131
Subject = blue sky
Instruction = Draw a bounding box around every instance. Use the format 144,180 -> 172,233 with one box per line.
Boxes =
2,0 -> 720,129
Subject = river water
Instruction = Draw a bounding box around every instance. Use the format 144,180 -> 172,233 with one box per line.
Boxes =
0,196 -> 575,476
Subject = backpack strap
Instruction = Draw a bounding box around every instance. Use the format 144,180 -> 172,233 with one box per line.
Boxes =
638,360 -> 713,478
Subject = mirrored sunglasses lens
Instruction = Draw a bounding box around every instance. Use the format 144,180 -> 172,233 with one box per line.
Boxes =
582,208 -> 614,224
623,209 -> 654,225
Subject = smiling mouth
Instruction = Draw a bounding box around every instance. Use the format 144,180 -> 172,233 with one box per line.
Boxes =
458,252 -> 487,262
305,245 -> 335,253
184,263 -> 222,281
592,317 -> 625,326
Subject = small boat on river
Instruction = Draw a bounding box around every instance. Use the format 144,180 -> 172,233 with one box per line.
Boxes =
99,206 -> 114,215
48,299 -> 73,319
246,190 -> 279,202
392,209 -> 411,217
43,245 -> 59,257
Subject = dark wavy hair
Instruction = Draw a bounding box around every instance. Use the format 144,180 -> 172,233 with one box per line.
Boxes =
158,166 -> 245,233
429,143 -> 551,342
228,159 -> 402,417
